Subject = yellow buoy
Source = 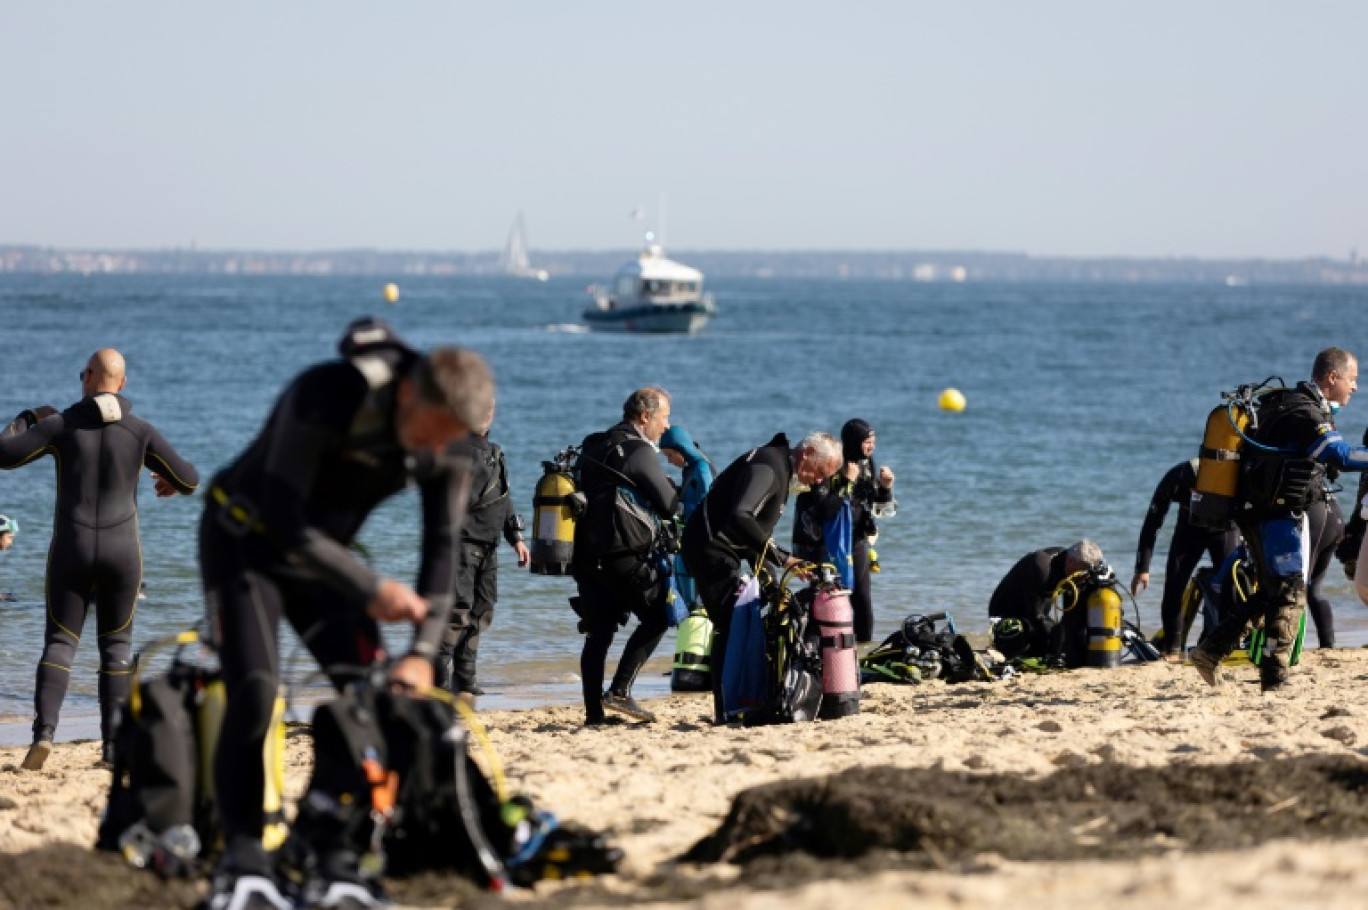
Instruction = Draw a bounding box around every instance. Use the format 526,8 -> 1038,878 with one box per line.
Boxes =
938,388 -> 966,412
383,283 -> 400,304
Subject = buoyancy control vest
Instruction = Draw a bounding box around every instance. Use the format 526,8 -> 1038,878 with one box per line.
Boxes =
577,427 -> 663,560
1239,385 -> 1328,515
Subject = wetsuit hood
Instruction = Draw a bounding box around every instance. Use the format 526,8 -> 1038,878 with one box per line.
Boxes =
659,425 -> 704,466
841,419 -> 873,464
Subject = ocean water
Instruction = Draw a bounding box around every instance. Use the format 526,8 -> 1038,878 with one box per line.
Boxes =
2,273 -> 1367,741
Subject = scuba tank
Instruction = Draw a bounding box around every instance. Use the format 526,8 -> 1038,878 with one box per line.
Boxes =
1084,585 -> 1123,669
529,446 -> 584,576
671,607 -> 714,692
1190,378 -> 1283,530
811,569 -> 860,719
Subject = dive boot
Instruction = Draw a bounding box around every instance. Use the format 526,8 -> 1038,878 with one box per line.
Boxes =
21,727 -> 54,771
1189,646 -> 1224,689
601,691 -> 656,722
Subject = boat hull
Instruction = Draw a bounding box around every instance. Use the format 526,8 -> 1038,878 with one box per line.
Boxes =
582,301 -> 714,334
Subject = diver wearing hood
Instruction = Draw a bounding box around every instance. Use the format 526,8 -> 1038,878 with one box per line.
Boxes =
791,419 -> 895,642
0,349 -> 199,771
659,425 -> 714,609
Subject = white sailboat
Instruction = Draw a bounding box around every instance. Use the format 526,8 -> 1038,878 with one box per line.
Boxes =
499,213 -> 549,281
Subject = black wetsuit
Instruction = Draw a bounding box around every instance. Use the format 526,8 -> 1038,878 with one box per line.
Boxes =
1305,492 -> 1345,647
1133,460 -> 1239,651
681,432 -> 794,721
201,345 -> 466,856
792,462 -> 894,643
0,394 -> 198,741
437,433 -> 524,694
571,421 -> 679,722
987,548 -> 1076,658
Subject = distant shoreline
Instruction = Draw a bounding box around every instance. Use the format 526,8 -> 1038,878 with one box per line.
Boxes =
2,246 -> 1366,285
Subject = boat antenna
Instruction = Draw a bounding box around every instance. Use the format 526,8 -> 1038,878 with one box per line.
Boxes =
658,190 -> 667,250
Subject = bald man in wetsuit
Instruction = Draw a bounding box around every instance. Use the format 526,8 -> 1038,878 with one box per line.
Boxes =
0,349 -> 199,770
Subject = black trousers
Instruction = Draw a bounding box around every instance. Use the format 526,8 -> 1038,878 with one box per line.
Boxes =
438,540 -> 499,693
850,538 -> 875,643
201,510 -> 380,846
1158,522 -> 1240,649
1305,498 -> 1345,647
573,554 -> 669,722
34,519 -> 141,741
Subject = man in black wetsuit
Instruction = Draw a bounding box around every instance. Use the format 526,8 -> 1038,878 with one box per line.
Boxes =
1191,348 -> 1368,692
987,540 -> 1105,661
681,431 -> 842,724
436,398 -> 530,697
1129,459 -> 1239,659
572,387 -> 681,725
200,319 -> 491,910
0,349 -> 199,771
792,419 -> 896,643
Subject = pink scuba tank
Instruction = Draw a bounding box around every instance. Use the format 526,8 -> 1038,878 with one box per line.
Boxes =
812,587 -> 860,719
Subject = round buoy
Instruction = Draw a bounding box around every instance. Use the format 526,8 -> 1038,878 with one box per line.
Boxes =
938,388 -> 967,412
383,283 -> 400,304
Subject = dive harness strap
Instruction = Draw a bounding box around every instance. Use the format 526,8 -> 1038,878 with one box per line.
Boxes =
1199,446 -> 1241,462
210,484 -> 267,537
673,652 -> 708,666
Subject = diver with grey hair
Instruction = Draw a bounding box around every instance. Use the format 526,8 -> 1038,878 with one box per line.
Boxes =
199,317 -> 493,910
681,430 -> 843,724
571,387 -> 682,725
987,540 -> 1107,661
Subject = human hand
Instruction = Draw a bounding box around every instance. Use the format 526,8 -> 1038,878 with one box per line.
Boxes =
1130,572 -> 1149,597
843,462 -> 860,482
878,466 -> 895,488
388,654 -> 434,695
366,579 -> 429,623
151,474 -> 177,498
514,540 -> 531,568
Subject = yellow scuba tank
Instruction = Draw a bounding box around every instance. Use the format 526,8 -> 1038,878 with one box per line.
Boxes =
671,607 -> 714,692
1085,585 -> 1123,668
530,446 -> 584,576
1190,401 -> 1251,530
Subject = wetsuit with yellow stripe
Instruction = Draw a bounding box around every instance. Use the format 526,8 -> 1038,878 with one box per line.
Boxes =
0,393 -> 199,743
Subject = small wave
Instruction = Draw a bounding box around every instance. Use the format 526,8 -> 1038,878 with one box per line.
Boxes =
545,323 -> 589,334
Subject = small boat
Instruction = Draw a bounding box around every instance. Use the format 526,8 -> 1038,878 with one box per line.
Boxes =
582,239 -> 717,334
500,212 -> 549,281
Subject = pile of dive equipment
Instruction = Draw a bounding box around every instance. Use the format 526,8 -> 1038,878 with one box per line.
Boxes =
97,628 -> 622,889
719,562 -> 862,726
985,559 -> 1161,672
1184,376 -> 1312,662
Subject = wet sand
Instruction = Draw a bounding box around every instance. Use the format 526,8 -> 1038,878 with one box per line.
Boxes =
6,650 -> 1368,909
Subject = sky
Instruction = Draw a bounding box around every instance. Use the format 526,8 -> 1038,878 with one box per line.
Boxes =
1,2 -> 1364,258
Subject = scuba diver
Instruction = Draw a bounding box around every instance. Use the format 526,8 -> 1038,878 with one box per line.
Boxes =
680,431 -> 842,724
659,425 -> 714,608
1129,458 -> 1239,660
572,388 -> 681,725
436,397 -> 530,697
1191,348 -> 1368,692
199,318 -> 491,910
0,350 -> 199,771
987,540 -> 1106,662
791,419 -> 896,642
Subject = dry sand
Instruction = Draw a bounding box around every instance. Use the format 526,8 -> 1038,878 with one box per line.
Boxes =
7,650 -> 1368,909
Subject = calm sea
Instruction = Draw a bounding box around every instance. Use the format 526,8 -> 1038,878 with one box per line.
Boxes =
2,273 -> 1366,741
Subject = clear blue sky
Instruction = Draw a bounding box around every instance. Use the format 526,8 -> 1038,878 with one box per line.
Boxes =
2,2 -> 1363,257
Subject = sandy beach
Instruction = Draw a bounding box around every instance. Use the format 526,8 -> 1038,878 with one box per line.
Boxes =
7,650 -> 1368,909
